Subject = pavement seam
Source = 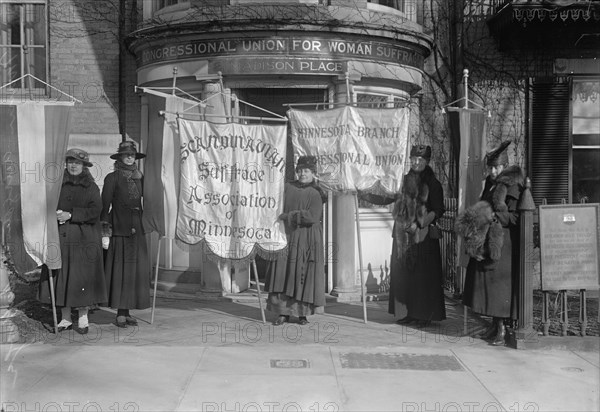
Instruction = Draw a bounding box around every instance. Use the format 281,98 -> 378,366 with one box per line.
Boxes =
570,349 -> 600,368
174,346 -> 207,411
328,346 -> 348,410
449,348 -> 509,412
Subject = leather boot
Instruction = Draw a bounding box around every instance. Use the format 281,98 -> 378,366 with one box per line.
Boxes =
475,320 -> 497,340
491,319 -> 506,346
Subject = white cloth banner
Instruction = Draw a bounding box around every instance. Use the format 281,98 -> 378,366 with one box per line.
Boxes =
176,119 -> 288,261
289,106 -> 410,193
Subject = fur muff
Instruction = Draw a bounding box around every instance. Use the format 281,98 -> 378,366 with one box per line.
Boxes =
455,201 -> 504,261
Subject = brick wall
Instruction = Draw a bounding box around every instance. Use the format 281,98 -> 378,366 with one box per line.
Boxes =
49,0 -> 121,135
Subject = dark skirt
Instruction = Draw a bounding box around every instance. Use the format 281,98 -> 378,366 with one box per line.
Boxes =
462,226 -> 518,319
266,292 -> 324,317
104,233 -> 150,310
388,235 -> 447,321
38,246 -> 107,309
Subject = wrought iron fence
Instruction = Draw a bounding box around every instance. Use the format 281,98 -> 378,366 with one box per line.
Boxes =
439,198 -> 459,296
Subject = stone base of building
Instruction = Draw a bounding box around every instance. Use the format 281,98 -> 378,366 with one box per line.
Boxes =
330,290 -> 363,302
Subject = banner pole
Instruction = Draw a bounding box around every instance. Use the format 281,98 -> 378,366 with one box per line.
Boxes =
345,71 -> 351,103
251,259 -> 266,324
463,69 -> 469,109
354,194 -> 368,324
171,67 -> 178,96
46,266 -> 58,334
150,237 -> 162,325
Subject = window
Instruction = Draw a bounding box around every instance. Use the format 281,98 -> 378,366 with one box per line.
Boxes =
156,0 -> 181,9
368,0 -> 407,12
572,77 -> 600,203
355,92 -> 407,108
529,77 -> 600,205
0,1 -> 47,90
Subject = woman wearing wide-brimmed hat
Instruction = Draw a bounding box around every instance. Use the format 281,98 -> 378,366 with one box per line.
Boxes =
38,148 -> 107,334
101,141 -> 150,327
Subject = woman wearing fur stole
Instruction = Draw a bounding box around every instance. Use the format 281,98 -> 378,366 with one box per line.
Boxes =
361,145 -> 446,327
461,140 -> 524,346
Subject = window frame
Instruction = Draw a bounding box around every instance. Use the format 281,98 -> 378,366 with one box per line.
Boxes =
0,0 -> 48,96
570,75 -> 600,204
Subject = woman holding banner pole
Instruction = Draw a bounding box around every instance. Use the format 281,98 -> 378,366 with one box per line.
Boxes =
360,145 -> 446,327
101,141 -> 151,328
38,148 -> 107,334
265,155 -> 327,326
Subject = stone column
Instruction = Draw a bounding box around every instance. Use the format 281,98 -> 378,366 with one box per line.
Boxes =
330,81 -> 361,302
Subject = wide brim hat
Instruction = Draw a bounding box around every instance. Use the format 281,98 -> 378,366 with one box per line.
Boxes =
65,148 -> 93,167
110,141 -> 146,160
485,140 -> 511,167
410,145 -> 432,160
296,155 -> 318,173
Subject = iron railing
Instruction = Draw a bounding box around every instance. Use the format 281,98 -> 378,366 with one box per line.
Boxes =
439,198 -> 459,296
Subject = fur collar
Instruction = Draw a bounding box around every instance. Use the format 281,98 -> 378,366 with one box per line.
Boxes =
407,165 -> 436,184
62,168 -> 95,187
495,165 -> 524,188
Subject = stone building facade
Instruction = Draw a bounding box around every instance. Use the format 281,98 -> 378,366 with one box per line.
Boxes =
2,0 -> 598,296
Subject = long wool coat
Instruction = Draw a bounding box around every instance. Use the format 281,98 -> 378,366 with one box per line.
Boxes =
101,167 -> 150,310
38,169 -> 107,308
264,181 -> 326,308
388,166 -> 447,321
462,166 -> 524,319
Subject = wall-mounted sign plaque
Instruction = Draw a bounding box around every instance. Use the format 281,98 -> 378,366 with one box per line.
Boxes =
539,203 -> 600,290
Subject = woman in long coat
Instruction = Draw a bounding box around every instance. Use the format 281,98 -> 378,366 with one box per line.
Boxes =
39,148 -> 107,334
360,145 -> 446,327
392,145 -> 446,326
265,155 -> 327,326
101,141 -> 150,327
462,140 -> 524,346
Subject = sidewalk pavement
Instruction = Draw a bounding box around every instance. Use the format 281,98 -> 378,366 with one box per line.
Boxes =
1,291 -> 598,412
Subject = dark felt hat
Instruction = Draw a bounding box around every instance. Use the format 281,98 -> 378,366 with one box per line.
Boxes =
65,148 -> 93,167
296,155 -> 318,173
110,141 -> 146,160
410,145 -> 432,160
485,140 -> 511,167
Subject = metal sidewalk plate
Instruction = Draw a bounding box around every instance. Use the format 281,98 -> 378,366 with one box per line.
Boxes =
270,359 -> 310,368
339,352 -> 464,371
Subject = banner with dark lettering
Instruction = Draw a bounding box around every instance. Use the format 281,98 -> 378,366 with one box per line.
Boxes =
288,106 -> 409,193
176,119 -> 288,261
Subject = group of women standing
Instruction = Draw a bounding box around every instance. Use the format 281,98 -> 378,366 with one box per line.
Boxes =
40,138 -> 522,346
39,142 -> 150,334
268,142 -> 523,349
266,147 -> 448,328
